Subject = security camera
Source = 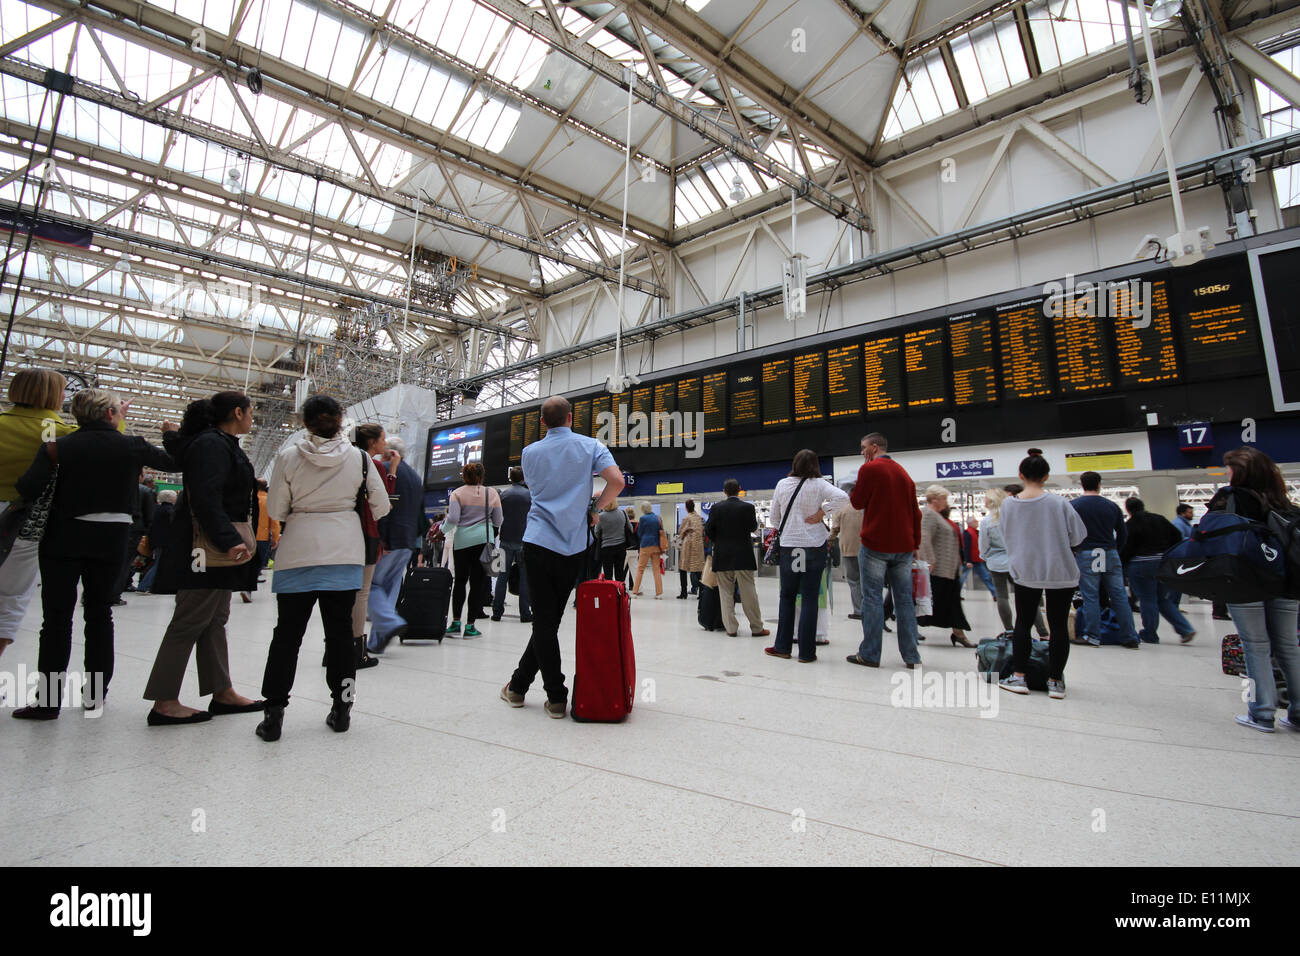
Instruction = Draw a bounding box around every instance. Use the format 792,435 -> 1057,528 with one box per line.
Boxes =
1132,233 -> 1163,261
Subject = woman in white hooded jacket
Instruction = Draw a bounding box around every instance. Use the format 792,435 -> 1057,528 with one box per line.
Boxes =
255,395 -> 390,742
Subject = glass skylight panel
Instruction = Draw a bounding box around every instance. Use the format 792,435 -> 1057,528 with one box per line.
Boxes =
952,14 -> 1030,101
0,0 -> 59,47
882,49 -> 957,139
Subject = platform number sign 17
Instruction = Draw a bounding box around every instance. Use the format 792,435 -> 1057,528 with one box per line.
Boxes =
1177,421 -> 1213,452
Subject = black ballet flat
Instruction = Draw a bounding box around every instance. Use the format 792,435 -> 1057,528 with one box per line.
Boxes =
147,709 -> 213,726
208,699 -> 267,716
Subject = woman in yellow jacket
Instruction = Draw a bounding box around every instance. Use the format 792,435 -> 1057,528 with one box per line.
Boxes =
0,370 -> 76,659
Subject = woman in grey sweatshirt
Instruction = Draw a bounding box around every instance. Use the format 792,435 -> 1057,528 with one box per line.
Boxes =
998,454 -> 1086,699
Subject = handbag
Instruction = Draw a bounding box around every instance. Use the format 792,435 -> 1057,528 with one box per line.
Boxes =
623,516 -> 637,550
480,488 -> 499,576
137,535 -> 151,557
192,510 -> 256,568
658,528 -> 669,551
355,450 -> 380,566
911,558 -> 933,616
763,477 -> 808,566
0,442 -> 59,566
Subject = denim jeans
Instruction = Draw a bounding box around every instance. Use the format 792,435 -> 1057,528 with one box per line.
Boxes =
1074,549 -> 1137,643
842,554 -> 861,614
965,561 -> 997,600
492,543 -> 531,619
775,544 -> 827,661
857,546 -> 920,665
365,548 -> 413,650
1228,598 -> 1300,725
1125,556 -> 1193,643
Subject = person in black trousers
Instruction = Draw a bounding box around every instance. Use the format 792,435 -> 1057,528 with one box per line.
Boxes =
500,397 -> 624,717
13,389 -> 175,719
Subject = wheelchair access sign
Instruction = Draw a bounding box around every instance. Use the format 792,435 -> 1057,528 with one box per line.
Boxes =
935,458 -> 994,478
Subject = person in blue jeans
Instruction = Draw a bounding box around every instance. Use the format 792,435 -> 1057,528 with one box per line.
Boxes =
1207,447 -> 1300,733
1120,496 -> 1194,644
366,437 -> 425,653
492,465 -> 532,622
1069,471 -> 1139,648
842,432 -> 923,670
763,450 -> 848,663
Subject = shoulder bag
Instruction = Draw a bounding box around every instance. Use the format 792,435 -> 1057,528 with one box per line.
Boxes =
192,441 -> 256,567
0,441 -> 59,567
763,477 -> 808,566
479,486 -> 500,576
355,450 -> 380,566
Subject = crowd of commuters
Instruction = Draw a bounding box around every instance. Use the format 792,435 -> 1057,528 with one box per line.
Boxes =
1,376 -> 1293,735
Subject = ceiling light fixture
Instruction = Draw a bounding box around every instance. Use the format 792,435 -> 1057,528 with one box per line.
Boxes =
528,259 -> 542,289
729,174 -> 746,203
115,253 -> 131,273
1151,0 -> 1183,20
223,166 -> 243,195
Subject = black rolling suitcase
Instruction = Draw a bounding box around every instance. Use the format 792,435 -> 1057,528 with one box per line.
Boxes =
697,584 -> 725,631
396,555 -> 452,643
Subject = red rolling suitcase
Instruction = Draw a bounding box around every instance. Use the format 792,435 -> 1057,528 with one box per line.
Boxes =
571,574 -> 636,722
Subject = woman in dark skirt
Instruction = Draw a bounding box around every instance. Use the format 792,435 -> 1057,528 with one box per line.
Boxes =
143,392 -> 265,725
916,484 -> 973,646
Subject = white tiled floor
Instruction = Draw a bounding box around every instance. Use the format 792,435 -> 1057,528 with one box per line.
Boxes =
1,573 -> 1297,866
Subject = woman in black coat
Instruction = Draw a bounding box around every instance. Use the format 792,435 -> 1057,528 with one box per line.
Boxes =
142,392 -> 264,726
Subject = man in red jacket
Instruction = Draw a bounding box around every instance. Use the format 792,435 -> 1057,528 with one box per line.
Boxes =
845,432 -> 922,669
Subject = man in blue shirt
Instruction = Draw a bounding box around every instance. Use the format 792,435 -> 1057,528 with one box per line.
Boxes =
1070,471 -> 1139,648
491,465 -> 532,623
501,396 -> 624,717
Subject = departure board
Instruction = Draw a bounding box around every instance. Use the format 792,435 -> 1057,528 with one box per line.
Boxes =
761,357 -> 792,429
793,351 -> 827,425
1114,278 -> 1178,386
1177,264 -> 1260,377
863,335 -> 904,412
1053,292 -> 1114,394
524,412 -> 539,448
996,299 -> 1053,400
590,394 -> 612,444
508,414 -> 524,463
572,398 -> 591,437
702,371 -> 727,437
677,376 -> 701,440
630,386 -> 654,446
729,365 -> 760,434
609,391 -> 629,446
904,326 -> 946,407
653,380 -> 677,443
948,312 -> 997,406
827,343 -> 863,419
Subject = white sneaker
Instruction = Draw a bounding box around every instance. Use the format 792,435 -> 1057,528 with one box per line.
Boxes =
1047,679 -> 1066,699
1235,714 -> 1276,733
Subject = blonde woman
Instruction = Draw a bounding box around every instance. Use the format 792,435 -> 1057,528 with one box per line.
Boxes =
917,484 -> 972,647
979,489 -> 1048,637
14,389 -> 174,719
0,369 -> 75,661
